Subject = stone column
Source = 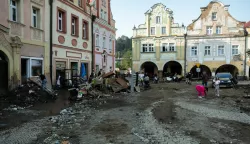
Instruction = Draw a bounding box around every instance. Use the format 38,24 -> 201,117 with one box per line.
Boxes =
10,36 -> 22,88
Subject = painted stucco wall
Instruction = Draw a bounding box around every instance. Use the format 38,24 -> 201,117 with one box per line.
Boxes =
0,0 -> 9,28
186,1 -> 246,76
53,0 -> 92,51
132,3 -> 185,75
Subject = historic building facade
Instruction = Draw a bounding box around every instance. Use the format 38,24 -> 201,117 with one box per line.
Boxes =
51,0 -> 92,83
0,0 -> 49,91
186,1 -> 246,78
90,0 -> 116,73
132,3 -> 185,77
245,21 -> 250,78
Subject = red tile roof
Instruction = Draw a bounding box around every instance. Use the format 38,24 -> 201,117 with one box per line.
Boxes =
245,21 -> 250,28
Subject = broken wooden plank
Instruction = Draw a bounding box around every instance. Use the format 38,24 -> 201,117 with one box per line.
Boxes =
116,78 -> 129,88
102,71 -> 115,78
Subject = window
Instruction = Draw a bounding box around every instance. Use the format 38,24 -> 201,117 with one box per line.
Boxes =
71,15 -> 79,36
148,44 -> 154,52
218,46 -> 224,55
82,21 -> 88,39
78,0 -> 82,7
156,16 -> 161,24
104,11 -> 106,21
102,0 -> 106,7
206,26 -> 213,35
10,0 -> 17,22
57,9 -> 66,33
191,46 -> 197,56
212,12 -> 217,20
216,26 -> 222,34
204,46 -> 211,56
169,43 -> 175,51
151,27 -> 155,35
109,39 -> 112,50
142,44 -> 148,52
72,18 -> 76,35
162,43 -> 168,52
101,9 -> 103,19
232,45 -> 239,55
162,27 -> 166,35
95,34 -> 99,47
32,8 -> 38,28
31,59 -> 43,76
103,37 -> 106,48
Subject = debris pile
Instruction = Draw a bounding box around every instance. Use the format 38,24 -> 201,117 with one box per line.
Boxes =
6,80 -> 56,107
68,72 -> 131,100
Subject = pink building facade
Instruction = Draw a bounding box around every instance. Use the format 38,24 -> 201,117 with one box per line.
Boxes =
90,0 -> 116,73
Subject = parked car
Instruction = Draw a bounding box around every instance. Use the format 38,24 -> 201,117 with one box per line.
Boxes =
212,73 -> 238,88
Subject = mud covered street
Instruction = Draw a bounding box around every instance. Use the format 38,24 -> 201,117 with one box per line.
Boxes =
1,82 -> 250,144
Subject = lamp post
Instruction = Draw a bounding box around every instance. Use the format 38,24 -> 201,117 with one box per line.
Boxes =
184,28 -> 187,75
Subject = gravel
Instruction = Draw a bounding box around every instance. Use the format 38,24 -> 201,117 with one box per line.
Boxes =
175,101 -> 250,124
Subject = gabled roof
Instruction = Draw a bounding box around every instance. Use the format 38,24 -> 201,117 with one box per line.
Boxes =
187,0 -> 244,30
144,3 -> 172,14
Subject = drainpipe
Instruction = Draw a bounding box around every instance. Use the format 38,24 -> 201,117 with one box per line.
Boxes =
184,33 -> 187,75
244,31 -> 248,79
49,0 -> 53,84
91,13 -> 96,71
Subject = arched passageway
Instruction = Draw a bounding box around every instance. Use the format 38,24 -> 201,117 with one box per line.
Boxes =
0,50 -> 8,91
216,64 -> 239,78
190,65 -> 212,78
140,61 -> 158,78
163,61 -> 182,77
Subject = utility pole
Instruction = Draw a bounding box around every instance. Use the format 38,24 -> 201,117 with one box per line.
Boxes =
49,0 -> 53,84
184,33 -> 187,75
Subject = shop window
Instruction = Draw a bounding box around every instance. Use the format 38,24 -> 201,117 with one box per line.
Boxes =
31,59 -> 43,76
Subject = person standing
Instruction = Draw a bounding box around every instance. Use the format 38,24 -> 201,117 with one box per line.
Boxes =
213,77 -> 220,97
201,71 -> 209,87
39,73 -> 47,90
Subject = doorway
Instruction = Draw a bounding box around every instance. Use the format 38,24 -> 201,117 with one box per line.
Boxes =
21,58 -> 29,83
71,62 -> 78,77
80,63 -> 88,79
0,51 -> 8,91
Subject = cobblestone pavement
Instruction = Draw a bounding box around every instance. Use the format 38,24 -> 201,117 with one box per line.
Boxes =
0,82 -> 250,144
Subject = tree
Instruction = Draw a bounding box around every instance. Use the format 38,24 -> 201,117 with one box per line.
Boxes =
119,50 -> 132,70
115,35 -> 132,57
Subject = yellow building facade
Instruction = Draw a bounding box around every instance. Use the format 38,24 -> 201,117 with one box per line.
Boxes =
0,0 -> 49,91
132,3 -> 185,77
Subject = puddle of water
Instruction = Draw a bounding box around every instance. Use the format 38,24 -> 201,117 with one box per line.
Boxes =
0,90 -> 72,131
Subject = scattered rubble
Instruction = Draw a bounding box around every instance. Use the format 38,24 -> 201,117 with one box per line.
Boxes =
4,80 -> 56,108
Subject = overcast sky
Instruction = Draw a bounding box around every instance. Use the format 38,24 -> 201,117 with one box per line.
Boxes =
111,0 -> 250,38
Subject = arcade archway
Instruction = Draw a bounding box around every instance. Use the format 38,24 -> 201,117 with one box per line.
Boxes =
190,65 -> 212,78
140,61 -> 158,78
216,64 -> 239,77
163,61 -> 182,77
0,50 -> 8,91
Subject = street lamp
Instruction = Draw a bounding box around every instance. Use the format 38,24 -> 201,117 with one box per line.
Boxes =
183,25 -> 187,75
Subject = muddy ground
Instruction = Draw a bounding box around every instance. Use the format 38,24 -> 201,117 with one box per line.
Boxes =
1,81 -> 250,144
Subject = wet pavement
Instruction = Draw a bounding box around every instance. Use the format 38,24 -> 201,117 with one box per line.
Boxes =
0,82 -> 250,143
0,90 -> 71,131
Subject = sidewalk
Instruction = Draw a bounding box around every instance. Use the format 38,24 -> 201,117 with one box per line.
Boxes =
237,81 -> 250,86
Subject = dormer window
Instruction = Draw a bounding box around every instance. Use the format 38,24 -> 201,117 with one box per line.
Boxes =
212,12 -> 217,20
156,16 -> 161,24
